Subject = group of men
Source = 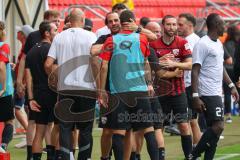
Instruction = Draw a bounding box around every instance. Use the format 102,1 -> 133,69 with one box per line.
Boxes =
0,2 -> 239,160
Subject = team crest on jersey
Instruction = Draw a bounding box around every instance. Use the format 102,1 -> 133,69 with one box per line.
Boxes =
172,49 -> 179,56
101,117 -> 107,124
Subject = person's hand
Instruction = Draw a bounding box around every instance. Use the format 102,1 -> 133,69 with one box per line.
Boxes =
159,53 -> 175,61
231,86 -> 239,103
29,100 -> 41,112
174,68 -> 183,78
98,90 -> 109,108
121,18 -> 138,31
147,84 -> 155,97
160,58 -> 177,69
0,89 -> 5,97
10,63 -> 16,71
193,97 -> 206,113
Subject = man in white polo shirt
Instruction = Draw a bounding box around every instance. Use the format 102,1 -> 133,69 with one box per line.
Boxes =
177,13 -> 202,149
190,13 -> 239,160
45,9 -> 97,160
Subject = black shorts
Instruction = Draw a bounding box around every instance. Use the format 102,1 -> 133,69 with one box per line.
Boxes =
158,93 -> 189,125
0,95 -> 14,122
149,98 -> 164,129
200,96 -> 224,126
186,86 -> 198,120
57,95 -> 96,126
99,92 -> 154,132
34,91 -> 57,125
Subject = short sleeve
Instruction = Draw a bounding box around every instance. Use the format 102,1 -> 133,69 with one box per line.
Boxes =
99,36 -> 113,61
93,35 -> 109,45
0,44 -> 10,63
148,47 -> 161,72
181,40 -> 192,59
192,42 -> 207,66
48,36 -> 57,60
139,34 -> 150,57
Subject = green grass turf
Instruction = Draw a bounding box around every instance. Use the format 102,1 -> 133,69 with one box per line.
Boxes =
6,116 -> 240,160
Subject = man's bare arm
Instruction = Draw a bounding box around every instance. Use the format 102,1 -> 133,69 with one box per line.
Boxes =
90,44 -> 104,56
44,56 -> 56,76
25,69 -> 34,100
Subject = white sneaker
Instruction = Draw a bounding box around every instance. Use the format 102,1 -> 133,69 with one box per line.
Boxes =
0,146 -> 6,153
220,135 -> 224,140
225,117 -> 232,123
14,139 -> 27,148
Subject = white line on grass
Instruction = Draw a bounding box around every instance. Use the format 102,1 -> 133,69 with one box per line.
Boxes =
214,154 -> 240,160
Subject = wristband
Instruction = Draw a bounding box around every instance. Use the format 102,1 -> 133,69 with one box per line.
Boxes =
28,98 -> 34,101
192,93 -> 199,98
228,82 -> 235,89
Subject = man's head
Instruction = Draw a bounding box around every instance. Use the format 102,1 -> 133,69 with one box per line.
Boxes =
227,24 -> 240,42
119,10 -> 135,24
112,3 -> 127,15
44,10 -> 61,28
39,21 -> 58,42
105,12 -> 121,34
140,17 -> 150,28
0,21 -> 6,41
206,13 -> 225,36
145,22 -> 161,38
162,15 -> 177,37
178,13 -> 196,37
17,25 -> 34,42
69,9 -> 85,28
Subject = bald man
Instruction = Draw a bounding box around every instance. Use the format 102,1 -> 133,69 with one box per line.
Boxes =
45,8 -> 97,160
145,22 -> 162,38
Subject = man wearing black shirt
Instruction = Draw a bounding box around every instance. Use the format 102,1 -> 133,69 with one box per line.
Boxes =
16,10 -> 60,160
25,21 -> 58,160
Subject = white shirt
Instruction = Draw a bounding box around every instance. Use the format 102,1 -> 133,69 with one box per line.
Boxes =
192,35 -> 224,96
95,26 -> 111,38
48,28 -> 97,91
184,33 -> 200,87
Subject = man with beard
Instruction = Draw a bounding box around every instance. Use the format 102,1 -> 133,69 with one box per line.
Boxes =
190,13 -> 239,160
25,21 -> 58,160
91,11 -> 157,160
150,15 -> 193,159
177,13 -> 202,150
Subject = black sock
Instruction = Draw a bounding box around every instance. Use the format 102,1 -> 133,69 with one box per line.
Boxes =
181,135 -> 192,159
204,133 -> 219,160
55,150 -> 62,160
46,145 -> 55,160
130,152 -> 136,160
192,128 -> 218,158
159,147 -> 165,160
27,145 -> 33,160
144,131 -> 159,160
2,124 -> 13,146
136,154 -> 141,160
33,153 -> 42,160
112,134 -> 124,160
78,127 -> 93,160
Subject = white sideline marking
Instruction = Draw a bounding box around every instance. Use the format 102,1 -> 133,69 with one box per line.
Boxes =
214,154 -> 240,160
